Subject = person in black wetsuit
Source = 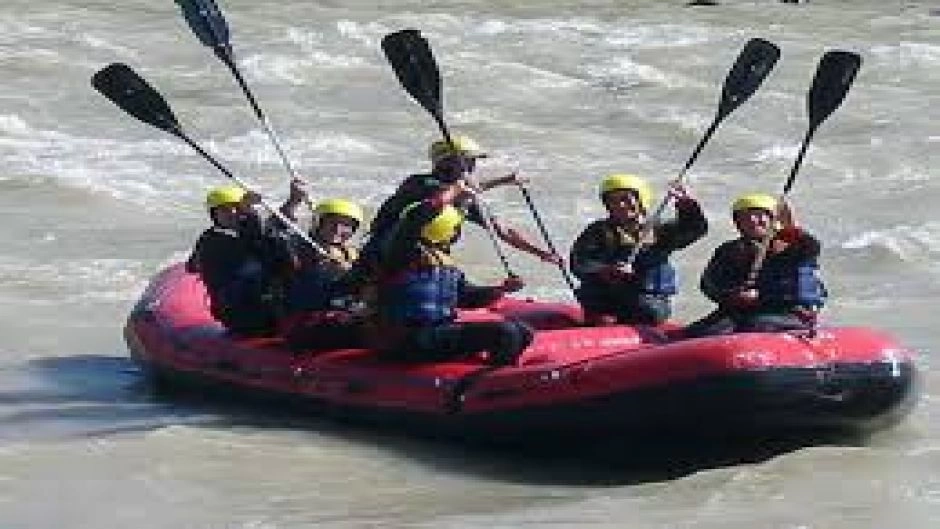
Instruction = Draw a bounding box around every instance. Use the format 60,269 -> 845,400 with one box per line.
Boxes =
570,174 -> 708,325
346,135 -> 562,290
370,181 -> 533,366
186,185 -> 294,336
274,191 -> 368,351
684,192 -> 827,337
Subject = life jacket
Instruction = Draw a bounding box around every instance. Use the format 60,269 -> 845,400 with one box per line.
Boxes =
284,244 -> 359,313
604,224 -> 678,296
378,245 -> 464,326
757,258 -> 827,309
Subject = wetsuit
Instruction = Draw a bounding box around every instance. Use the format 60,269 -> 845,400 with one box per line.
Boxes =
570,198 -> 708,324
187,213 -> 291,336
340,172 -> 485,293
685,226 -> 827,337
275,234 -> 365,351
373,198 -> 532,366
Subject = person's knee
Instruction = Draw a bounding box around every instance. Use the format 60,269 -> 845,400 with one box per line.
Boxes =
742,313 -> 809,333
489,321 -> 533,366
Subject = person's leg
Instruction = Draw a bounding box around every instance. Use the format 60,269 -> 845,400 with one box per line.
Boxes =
738,312 -> 810,333
576,285 -> 618,326
683,309 -> 736,338
412,320 -> 534,365
280,311 -> 364,352
617,294 -> 671,325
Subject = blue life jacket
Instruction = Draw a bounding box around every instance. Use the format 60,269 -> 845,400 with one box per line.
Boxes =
629,250 -> 678,296
757,259 -> 827,309
379,248 -> 464,326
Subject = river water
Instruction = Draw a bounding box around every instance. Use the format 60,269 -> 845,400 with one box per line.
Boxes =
0,0 -> 937,527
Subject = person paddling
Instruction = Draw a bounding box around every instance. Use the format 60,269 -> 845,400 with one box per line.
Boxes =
371,181 -> 533,366
570,174 -> 708,325
354,136 -> 562,279
186,185 -> 295,336
684,193 -> 827,337
274,182 -> 367,350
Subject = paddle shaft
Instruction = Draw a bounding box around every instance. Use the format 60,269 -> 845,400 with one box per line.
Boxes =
624,38 -> 782,267
212,49 -> 315,211
431,107 -> 516,279
624,108 -> 723,267
516,183 -> 577,292
175,130 -> 331,258
381,29 -> 516,279
745,126 -> 815,284
746,50 -> 861,284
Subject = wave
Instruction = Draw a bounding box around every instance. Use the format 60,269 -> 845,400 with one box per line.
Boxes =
841,222 -> 940,264
0,113 -> 200,206
0,256 -> 152,304
586,55 -> 701,91
239,51 -> 370,85
203,129 -> 378,166
0,111 -> 385,212
900,42 -> 940,67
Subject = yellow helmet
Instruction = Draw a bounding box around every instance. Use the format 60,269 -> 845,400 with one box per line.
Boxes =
422,205 -> 463,244
314,198 -> 364,226
732,193 -> 777,215
401,203 -> 464,244
206,185 -> 247,209
599,174 -> 652,210
428,135 -> 487,165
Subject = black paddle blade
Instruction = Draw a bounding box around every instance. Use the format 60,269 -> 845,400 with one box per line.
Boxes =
91,63 -> 182,136
807,50 -> 862,131
381,29 -> 444,119
716,38 -> 781,120
175,0 -> 234,59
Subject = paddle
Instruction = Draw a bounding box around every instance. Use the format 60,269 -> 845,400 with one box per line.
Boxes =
746,50 -> 862,283
514,179 -> 577,292
381,29 -> 517,280
90,62 -> 333,260
174,0 -> 310,206
626,38 -> 781,266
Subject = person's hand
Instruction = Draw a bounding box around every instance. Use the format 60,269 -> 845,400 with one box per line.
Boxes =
505,172 -> 531,187
614,261 -> 634,278
241,190 -> 263,206
500,275 -> 525,293
598,263 -> 632,282
540,250 -> 564,266
776,199 -> 795,229
667,182 -> 693,202
287,177 -> 308,205
730,288 -> 759,307
441,179 -> 476,205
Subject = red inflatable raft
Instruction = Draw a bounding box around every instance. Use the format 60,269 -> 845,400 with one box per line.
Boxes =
124,264 -> 918,440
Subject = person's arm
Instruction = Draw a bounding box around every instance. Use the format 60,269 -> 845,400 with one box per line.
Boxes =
380,183 -> 470,271
455,192 -> 561,264
380,201 -> 439,272
368,174 -> 436,235
569,222 -> 612,279
277,177 -> 308,221
655,197 -> 709,251
700,242 -> 745,306
458,275 -> 524,308
477,172 -> 528,192
491,218 -> 562,264
770,200 -> 821,260
185,231 -> 207,273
